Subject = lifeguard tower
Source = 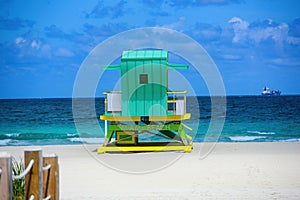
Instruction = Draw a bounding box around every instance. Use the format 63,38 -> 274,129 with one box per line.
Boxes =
98,50 -> 193,153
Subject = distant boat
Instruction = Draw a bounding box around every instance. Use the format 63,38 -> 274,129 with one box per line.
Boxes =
262,86 -> 281,96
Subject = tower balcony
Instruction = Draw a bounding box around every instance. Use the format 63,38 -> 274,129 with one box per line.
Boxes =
101,90 -> 190,122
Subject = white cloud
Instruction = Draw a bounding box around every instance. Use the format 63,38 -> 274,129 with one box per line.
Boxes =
250,27 -> 274,43
268,19 -> 273,24
55,48 -> 75,57
267,57 -> 300,66
287,36 -> 300,45
269,23 -> 288,44
228,17 -> 300,45
249,22 -> 300,45
162,16 -> 186,30
31,40 -> 41,50
15,37 -> 26,45
228,17 -> 249,43
228,17 -> 244,25
15,37 -> 43,51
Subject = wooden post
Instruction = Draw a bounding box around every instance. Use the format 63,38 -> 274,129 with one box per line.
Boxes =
43,154 -> 59,200
24,149 -> 43,200
0,152 -> 12,200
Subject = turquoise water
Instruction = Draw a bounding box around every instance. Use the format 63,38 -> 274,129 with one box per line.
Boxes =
0,96 -> 299,146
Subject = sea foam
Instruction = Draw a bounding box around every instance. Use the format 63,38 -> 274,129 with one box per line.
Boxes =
5,133 -> 20,137
247,131 -> 275,135
67,133 -> 78,137
279,138 -> 300,142
229,136 -> 266,142
68,137 -> 104,144
0,139 -> 12,146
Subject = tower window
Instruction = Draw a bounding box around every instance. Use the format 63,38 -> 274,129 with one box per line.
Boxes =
140,74 -> 148,84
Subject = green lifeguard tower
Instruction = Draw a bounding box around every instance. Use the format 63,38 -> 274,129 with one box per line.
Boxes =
98,50 -> 193,153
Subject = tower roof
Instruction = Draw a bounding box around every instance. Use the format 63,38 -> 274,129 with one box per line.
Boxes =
121,50 -> 168,61
103,50 -> 188,70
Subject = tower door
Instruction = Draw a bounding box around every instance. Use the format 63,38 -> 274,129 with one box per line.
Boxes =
130,83 -> 167,117
121,62 -> 168,117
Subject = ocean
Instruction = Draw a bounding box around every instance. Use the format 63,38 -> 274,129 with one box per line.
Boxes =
0,96 -> 299,146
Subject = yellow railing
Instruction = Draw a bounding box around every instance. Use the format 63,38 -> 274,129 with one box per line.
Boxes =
103,90 -> 187,116
103,90 -> 121,95
167,91 -> 187,94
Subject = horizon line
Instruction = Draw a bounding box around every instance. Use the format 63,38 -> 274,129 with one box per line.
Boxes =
1,94 -> 300,100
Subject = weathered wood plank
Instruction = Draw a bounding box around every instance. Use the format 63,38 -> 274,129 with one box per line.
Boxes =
24,149 -> 42,200
0,152 -> 12,200
43,154 -> 59,200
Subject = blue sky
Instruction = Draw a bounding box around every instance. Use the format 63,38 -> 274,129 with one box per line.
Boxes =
0,0 -> 300,98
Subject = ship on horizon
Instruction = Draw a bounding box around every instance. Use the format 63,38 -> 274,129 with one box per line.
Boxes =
262,86 -> 281,96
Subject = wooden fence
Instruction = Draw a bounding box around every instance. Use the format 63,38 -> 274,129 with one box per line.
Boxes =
0,149 -> 59,200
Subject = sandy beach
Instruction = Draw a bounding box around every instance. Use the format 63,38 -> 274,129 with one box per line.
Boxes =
1,142 -> 300,199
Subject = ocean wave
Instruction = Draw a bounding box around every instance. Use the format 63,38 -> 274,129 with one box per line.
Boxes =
278,138 -> 300,142
68,137 -> 104,144
5,133 -> 20,137
0,139 -> 12,146
247,131 -> 275,135
67,133 -> 78,137
229,136 -> 267,142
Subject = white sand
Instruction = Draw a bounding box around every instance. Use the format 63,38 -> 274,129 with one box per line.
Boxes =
1,142 -> 300,199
